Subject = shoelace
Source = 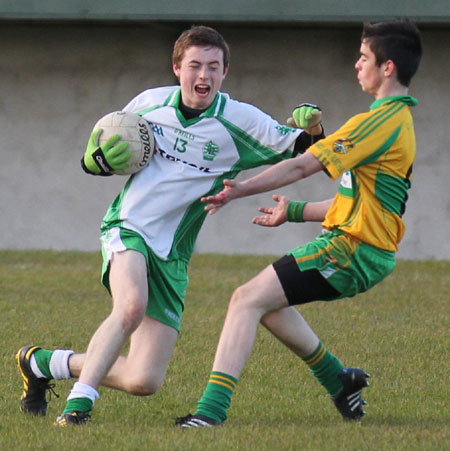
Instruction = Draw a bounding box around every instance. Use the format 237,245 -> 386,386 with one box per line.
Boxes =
45,382 -> 60,402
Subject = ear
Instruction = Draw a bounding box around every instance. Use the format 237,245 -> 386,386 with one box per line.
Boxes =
173,63 -> 181,79
222,65 -> 229,80
383,60 -> 396,78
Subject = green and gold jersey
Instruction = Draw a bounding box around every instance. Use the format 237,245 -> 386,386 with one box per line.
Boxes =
309,96 -> 417,252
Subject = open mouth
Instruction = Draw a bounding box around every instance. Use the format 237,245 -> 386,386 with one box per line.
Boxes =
195,85 -> 211,96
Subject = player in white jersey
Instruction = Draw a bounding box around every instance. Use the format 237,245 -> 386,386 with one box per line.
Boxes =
16,26 -> 324,426
102,86 -> 309,263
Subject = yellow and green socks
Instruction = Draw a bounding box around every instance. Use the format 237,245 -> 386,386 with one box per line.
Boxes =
195,371 -> 238,423
194,345 -> 343,422
302,342 -> 344,397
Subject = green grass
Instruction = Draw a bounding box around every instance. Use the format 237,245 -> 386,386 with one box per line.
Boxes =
0,251 -> 449,450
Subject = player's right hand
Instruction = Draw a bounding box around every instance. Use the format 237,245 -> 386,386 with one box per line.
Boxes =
81,129 -> 131,176
201,179 -> 240,215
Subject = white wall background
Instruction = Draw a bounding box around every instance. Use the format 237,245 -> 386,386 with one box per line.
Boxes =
0,23 -> 448,259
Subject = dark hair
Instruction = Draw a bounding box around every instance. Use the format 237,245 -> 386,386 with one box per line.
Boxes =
172,26 -> 230,69
362,19 -> 422,87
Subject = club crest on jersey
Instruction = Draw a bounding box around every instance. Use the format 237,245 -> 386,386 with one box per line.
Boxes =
203,141 -> 220,161
333,138 -> 354,154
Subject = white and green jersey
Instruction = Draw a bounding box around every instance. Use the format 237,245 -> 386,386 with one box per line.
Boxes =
101,86 -> 300,262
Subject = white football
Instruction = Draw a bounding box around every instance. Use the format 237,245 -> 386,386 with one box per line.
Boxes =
93,111 -> 155,175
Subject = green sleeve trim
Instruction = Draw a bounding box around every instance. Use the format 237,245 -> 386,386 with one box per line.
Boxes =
286,201 -> 307,223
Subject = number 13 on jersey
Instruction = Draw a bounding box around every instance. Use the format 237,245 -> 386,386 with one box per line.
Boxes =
173,137 -> 188,153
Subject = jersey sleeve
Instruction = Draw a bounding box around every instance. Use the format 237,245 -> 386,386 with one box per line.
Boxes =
221,99 -> 301,155
308,111 -> 400,180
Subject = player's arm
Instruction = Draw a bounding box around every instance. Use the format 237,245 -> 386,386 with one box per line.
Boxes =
253,196 -> 333,227
201,150 -> 325,214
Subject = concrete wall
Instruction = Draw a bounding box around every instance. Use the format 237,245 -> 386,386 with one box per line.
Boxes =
1,23 -> 449,259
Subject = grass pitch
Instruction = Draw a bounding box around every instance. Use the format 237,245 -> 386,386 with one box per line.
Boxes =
0,251 -> 449,450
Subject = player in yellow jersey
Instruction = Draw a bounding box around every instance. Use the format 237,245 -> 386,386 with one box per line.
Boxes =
176,19 -> 423,427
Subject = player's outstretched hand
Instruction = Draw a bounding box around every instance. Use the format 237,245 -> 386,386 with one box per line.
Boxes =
201,179 -> 241,215
253,195 -> 289,227
287,103 -> 322,132
82,129 -> 131,176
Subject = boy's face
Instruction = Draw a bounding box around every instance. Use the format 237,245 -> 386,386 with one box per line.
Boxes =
173,45 -> 228,110
355,39 -> 385,97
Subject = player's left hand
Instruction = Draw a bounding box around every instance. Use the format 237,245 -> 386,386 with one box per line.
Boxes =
253,195 -> 289,227
287,103 -> 322,132
201,179 -> 241,215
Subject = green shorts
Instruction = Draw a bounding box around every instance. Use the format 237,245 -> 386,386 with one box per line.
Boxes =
281,229 -> 396,301
100,227 -> 188,332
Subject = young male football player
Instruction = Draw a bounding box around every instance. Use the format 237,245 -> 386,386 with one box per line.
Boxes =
16,25 -> 324,425
176,19 -> 423,427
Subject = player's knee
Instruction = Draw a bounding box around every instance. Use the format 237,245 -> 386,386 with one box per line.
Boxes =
114,301 -> 147,333
230,279 -> 276,318
229,285 -> 244,306
125,375 -> 163,396
230,284 -> 258,309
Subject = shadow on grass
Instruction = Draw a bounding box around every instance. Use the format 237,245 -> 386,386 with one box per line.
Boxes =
365,414 -> 450,428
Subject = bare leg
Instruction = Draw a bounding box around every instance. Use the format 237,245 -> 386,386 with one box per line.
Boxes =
180,263 -> 369,427
260,306 -> 319,358
74,250 -> 148,389
211,265 -> 290,378
71,249 -> 177,395
68,315 -> 178,395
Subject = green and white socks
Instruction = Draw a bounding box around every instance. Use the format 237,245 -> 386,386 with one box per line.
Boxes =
31,348 -> 74,380
31,348 -> 98,414
63,382 -> 99,414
